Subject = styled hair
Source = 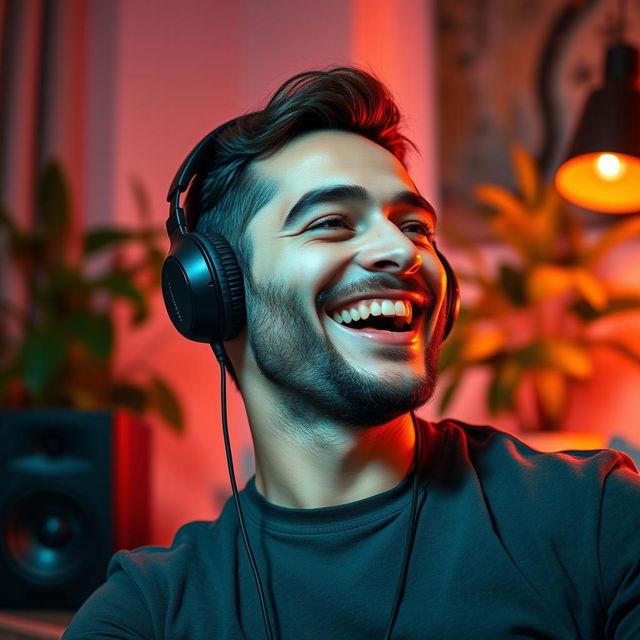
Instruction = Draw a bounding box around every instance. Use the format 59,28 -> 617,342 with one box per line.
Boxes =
185,66 -> 414,275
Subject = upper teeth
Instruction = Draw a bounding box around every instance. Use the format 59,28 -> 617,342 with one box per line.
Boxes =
331,299 -> 413,325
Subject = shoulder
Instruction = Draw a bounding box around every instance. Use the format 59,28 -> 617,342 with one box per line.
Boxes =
416,416 -> 640,530
109,520 -> 217,584
63,520 -> 226,639
424,417 -> 638,487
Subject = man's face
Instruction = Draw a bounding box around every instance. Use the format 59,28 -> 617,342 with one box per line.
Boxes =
240,130 -> 448,427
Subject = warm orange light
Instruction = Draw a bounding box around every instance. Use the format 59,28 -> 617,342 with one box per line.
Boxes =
555,152 -> 640,213
595,153 -> 626,181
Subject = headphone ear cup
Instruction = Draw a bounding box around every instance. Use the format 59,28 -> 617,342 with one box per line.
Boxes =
162,231 -> 245,343
433,245 -> 460,341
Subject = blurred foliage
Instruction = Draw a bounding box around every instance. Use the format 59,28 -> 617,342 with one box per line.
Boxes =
439,146 -> 640,430
0,162 -> 183,433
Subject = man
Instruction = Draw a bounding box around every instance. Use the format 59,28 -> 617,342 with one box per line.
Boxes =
64,68 -> 640,639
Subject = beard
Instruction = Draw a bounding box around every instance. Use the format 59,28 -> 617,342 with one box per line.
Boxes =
245,274 -> 444,429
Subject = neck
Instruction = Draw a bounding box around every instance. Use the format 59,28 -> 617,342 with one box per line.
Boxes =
244,390 -> 417,509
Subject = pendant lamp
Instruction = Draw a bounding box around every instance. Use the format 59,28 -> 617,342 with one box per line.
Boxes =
555,42 -> 640,213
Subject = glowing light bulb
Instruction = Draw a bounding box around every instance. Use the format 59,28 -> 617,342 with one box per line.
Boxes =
595,153 -> 627,181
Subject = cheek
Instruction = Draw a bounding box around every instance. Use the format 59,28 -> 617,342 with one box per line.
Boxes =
267,247 -> 345,291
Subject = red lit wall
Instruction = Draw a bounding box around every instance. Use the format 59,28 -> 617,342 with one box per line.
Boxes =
4,0 -> 638,547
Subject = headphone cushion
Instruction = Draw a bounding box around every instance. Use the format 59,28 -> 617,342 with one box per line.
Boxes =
434,245 -> 460,340
162,231 -> 245,343
196,231 -> 246,341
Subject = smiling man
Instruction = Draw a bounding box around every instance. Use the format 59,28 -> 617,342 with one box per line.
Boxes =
233,128 -> 448,510
64,68 -> 640,639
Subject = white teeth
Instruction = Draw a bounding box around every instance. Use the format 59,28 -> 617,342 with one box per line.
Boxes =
381,300 -> 395,316
330,298 -> 414,325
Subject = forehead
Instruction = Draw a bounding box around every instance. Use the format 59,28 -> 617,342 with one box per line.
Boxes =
250,130 -> 417,225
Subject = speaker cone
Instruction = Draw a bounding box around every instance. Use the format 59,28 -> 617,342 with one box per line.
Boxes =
2,490 -> 95,587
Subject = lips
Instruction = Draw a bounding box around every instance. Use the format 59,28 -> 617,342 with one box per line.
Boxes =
326,310 -> 423,345
322,289 -> 431,345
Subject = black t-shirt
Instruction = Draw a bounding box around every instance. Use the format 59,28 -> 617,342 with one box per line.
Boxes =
63,419 -> 640,639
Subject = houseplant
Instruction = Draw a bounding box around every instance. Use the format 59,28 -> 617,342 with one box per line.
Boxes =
0,161 -> 183,432
439,146 -> 640,430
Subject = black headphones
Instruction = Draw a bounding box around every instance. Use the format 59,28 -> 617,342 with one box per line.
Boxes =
162,120 -> 460,344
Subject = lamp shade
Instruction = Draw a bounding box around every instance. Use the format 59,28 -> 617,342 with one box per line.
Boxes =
555,44 -> 640,213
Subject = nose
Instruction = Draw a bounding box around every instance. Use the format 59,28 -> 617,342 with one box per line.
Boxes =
355,220 -> 423,277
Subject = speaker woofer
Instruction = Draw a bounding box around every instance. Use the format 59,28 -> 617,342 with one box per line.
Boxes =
3,490 -> 95,586
0,409 -> 151,609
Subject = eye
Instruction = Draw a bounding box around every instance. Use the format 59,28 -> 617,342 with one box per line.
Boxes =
401,220 -> 435,241
307,215 -> 352,231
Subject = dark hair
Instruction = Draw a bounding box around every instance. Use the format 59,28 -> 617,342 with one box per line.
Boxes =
185,67 -> 414,388
186,67 -> 414,273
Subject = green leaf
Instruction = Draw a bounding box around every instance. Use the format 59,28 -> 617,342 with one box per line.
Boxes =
488,361 -> 521,414
109,384 -> 149,413
94,272 -> 148,323
36,162 -> 70,238
21,329 -> 67,399
68,312 -> 114,361
84,228 -> 135,254
1,214 -> 45,265
150,376 -> 184,433
95,272 -> 143,301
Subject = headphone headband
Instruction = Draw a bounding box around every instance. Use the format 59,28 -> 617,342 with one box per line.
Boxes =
167,118 -> 240,203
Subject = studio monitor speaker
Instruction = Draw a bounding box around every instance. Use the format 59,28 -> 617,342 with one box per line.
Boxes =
0,410 -> 151,609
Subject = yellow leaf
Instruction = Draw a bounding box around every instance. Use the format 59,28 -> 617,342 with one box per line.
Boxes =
527,264 -> 573,302
511,145 -> 541,208
533,368 -> 567,425
584,216 -> 640,268
530,183 -> 564,255
474,184 -> 530,227
490,217 -> 531,262
571,268 -> 608,310
543,340 -> 593,379
461,328 -> 507,362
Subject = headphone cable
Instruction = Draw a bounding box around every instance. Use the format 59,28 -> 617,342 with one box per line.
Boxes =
383,411 -> 421,640
211,342 -> 420,640
211,342 -> 275,640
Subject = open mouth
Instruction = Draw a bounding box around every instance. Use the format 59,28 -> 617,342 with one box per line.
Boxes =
326,298 -> 419,334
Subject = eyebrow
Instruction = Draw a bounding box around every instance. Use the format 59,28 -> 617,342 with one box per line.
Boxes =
280,184 -> 436,230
